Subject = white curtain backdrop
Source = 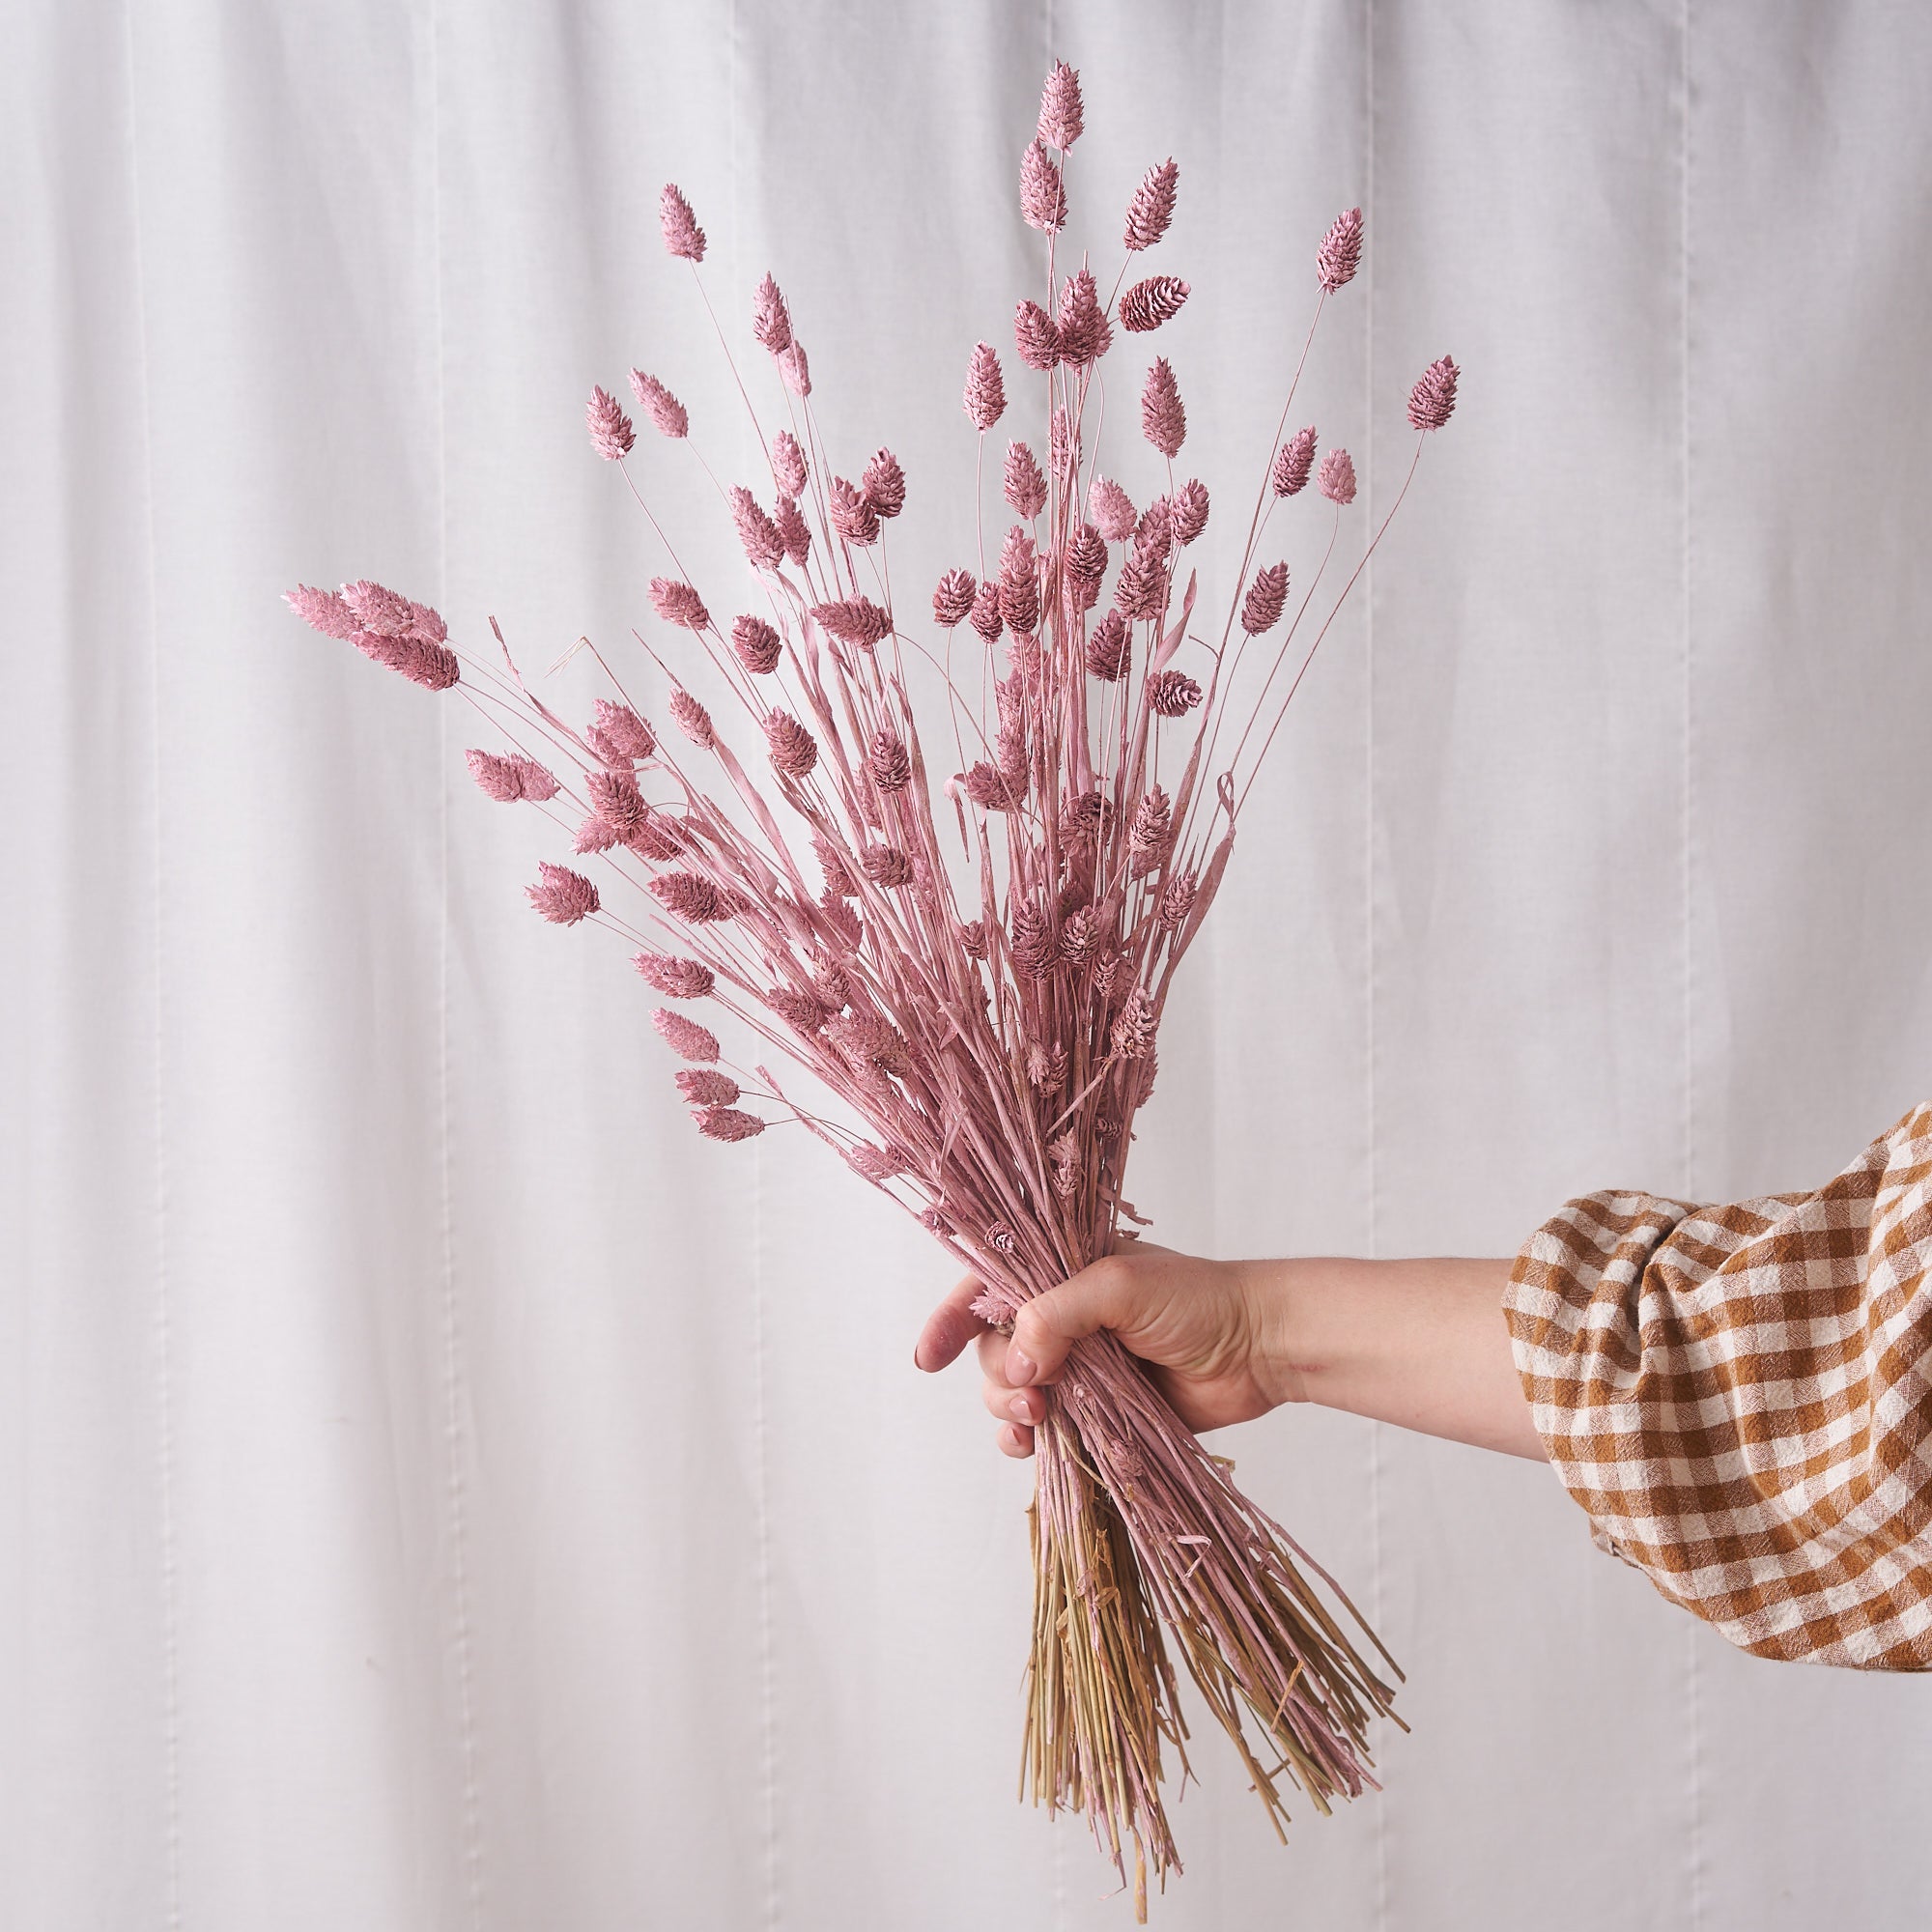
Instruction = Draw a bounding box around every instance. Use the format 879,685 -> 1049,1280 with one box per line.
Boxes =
8,2 -> 1932,1926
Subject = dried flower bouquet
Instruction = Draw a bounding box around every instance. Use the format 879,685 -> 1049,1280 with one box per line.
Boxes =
287,61 -> 1457,1918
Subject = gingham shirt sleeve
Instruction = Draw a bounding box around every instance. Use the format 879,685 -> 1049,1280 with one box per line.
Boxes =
1502,1104 -> 1932,1668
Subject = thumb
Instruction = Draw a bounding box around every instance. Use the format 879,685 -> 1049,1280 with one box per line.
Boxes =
1009,1257 -> 1144,1386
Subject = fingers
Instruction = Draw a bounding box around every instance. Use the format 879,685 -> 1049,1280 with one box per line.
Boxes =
977,1325 -> 1041,1457
1007,1256 -> 1144,1387
913,1272 -> 990,1373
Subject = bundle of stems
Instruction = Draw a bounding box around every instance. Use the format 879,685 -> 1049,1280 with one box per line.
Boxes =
287,60 -> 1456,1916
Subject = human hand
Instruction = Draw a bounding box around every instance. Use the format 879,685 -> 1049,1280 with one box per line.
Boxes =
912,1241 -> 1307,1459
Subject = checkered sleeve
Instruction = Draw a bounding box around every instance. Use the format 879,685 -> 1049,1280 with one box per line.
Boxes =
1502,1104 -> 1932,1667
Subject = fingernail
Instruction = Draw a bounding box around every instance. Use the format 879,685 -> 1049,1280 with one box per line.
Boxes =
1009,1394 -> 1034,1424
1008,1346 -> 1036,1386
912,1343 -> 925,1372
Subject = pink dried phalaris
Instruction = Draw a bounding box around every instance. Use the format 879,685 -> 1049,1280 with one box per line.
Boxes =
1056,269 -> 1112,366
819,892 -> 863,949
844,1142 -> 903,1182
1317,206 -> 1364,293
465,749 -> 526,801
648,870 -> 726,922
962,760 -> 1020,811
696,1105 -> 765,1142
968,581 -> 1006,644
859,843 -> 913,888
676,1066 -> 739,1105
653,1007 -> 722,1062
1019,138 -> 1066,233
762,709 -> 818,778
668,687 -> 715,749
957,919 -> 988,960
729,487 -> 785,570
1318,446 -> 1357,506
811,597 -> 893,649
1087,475 -> 1137,544
628,369 -> 689,438
1170,479 -> 1209,545
985,1221 -> 1019,1256
1146,669 -> 1202,718
962,343 -> 1007,430
527,862 -> 600,925
1012,298 -> 1061,372
660,184 -> 707,262
586,385 -> 635,460
1085,610 -> 1130,681
1133,497 -> 1173,563
1128,784 -> 1171,858
574,814 -> 619,855
1112,552 -> 1168,622
509,755 -> 558,801
1119,274 -> 1190,333
827,477 -> 880,547
1000,523 -> 1037,591
1407,354 -> 1460,431
862,448 -> 906,519
628,806 -> 685,862
1060,903 -> 1102,963
1123,158 -> 1179,252
338,580 -> 414,637
771,429 -> 808,498
868,729 -> 912,793
808,951 -> 853,1009
932,569 -> 977,628
1110,986 -> 1157,1059
1037,60 -> 1084,150
1026,1041 -> 1052,1087
285,584 -> 361,639
1065,524 -> 1107,588
587,698 -> 654,764
1048,1132 -> 1080,1196
1008,897 -> 1059,978
1003,441 -> 1047,520
636,952 -> 716,998
1271,424 -> 1318,497
752,272 -> 792,355
767,986 -> 827,1033
586,767 -> 647,837
649,578 -> 710,630
1240,561 -> 1290,637
1158,872 -> 1198,930
1141,357 -> 1186,458
773,496 -> 811,566
728,615 -> 782,676
777,340 -> 811,396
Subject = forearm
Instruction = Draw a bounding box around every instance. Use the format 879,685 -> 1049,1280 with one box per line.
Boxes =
1246,1256 -> 1547,1461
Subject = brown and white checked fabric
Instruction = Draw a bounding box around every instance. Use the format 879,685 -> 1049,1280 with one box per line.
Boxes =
1502,1103 -> 1932,1668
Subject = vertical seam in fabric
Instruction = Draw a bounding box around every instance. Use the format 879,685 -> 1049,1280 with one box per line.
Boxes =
1679,5 -> 1705,1927
123,10 -> 182,1925
1364,7 -> 1387,1930
428,4 -> 486,1921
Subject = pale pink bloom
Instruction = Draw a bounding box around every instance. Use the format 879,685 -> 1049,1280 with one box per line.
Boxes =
1141,358 -> 1186,457
1056,269 -> 1112,365
811,597 -> 893,648
1271,424 -> 1317,497
932,569 -> 977,627
827,476 -> 880,546
660,184 -> 706,262
466,749 -> 525,801
1146,669 -> 1202,718
387,639 -> 460,690
1088,475 -> 1137,542
962,342 -> 1007,430
729,486 -> 785,570
1407,353 -> 1460,430
1112,552 -> 1167,621
968,581 -> 1005,644
675,1066 -> 739,1105
627,808 -> 685,862
636,952 -> 716,997
753,272 -> 792,355
812,833 -> 856,896
771,430 -> 808,497
768,986 -> 827,1033
773,496 -> 811,565
649,578 -> 710,629
1003,441 -> 1047,520
1119,274 -> 1190,332
1158,872 -> 1197,930
859,843 -> 913,888
956,919 -> 987,960
403,599 -> 446,642
648,870 -> 726,922
574,814 -> 619,854
999,526 -> 1039,635
339,580 -> 415,637
1065,524 -> 1107,589
1319,446 -> 1357,505
845,1141 -> 902,1181
1037,60 -> 1084,149
1133,497 -> 1173,562
586,385 -> 635,460
1317,207 -> 1363,293
285,584 -> 361,639
1170,478 -> 1209,545
1240,561 -> 1289,636
1013,298 -> 1061,371
1111,986 -> 1156,1058
868,729 -> 912,793
862,447 -> 906,518
653,1007 -> 721,1062
668,687 -> 715,749
1019,138 -> 1066,233
587,767 -> 647,837
1009,898 -> 1058,979
1061,904 -> 1102,963
818,893 -> 862,949
592,697 -> 656,761
762,709 -> 818,777
1048,1132 -> 1080,1196
1123,158 -> 1179,251
962,760 -> 1019,811
808,952 -> 853,1009
731,613 -> 783,674
628,369 -> 689,438
777,340 -> 811,396
1085,610 -> 1130,681
985,1221 -> 1018,1254
696,1105 -> 764,1142
509,754 -> 559,801
1128,784 -> 1171,859
527,862 -> 600,924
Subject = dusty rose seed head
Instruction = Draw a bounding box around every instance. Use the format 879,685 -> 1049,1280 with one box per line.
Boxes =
660,183 -> 706,261
649,578 -> 710,630
586,385 -> 635,460
1119,274 -> 1191,333
509,755 -> 558,801
628,369 -> 689,438
1088,476 -> 1137,543
340,580 -> 415,637
932,569 -> 977,627
828,477 -> 880,547
586,767 -> 647,836
729,486 -> 785,570
1171,479 -> 1209,545
1056,269 -> 1112,366
1003,441 -> 1047,520
696,1105 -> 764,1143
1124,157 -> 1179,251
675,1067 -> 739,1105
1146,669 -> 1203,718
1086,610 -> 1130,681
1141,358 -> 1186,458
969,581 -> 1006,644
527,862 -> 600,925
1037,60 -> 1084,149
777,340 -> 811,396
774,496 -> 811,566
652,1008 -> 721,1062
731,613 -> 783,675
1319,446 -> 1357,505
1407,354 -> 1460,431
636,952 -> 716,998
1020,138 -> 1066,233
963,343 -> 1007,431
753,272 -> 792,355
1013,298 -> 1061,372
648,870 -> 725,922
811,597 -> 893,649
591,698 -> 655,762
1317,207 -> 1364,293
1240,561 -> 1289,636
763,709 -> 818,778
771,430 -> 808,498
286,584 -> 362,639
1272,424 -> 1318,497
466,749 -> 525,801
862,448 -> 906,518
868,730 -> 912,793
668,687 -> 715,749
1066,525 -> 1108,586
